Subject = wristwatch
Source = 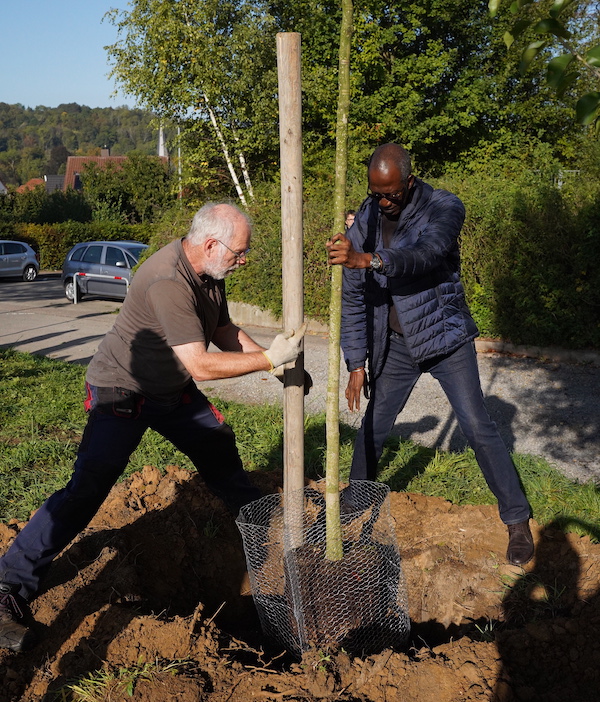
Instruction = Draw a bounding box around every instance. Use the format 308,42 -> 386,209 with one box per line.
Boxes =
370,253 -> 383,271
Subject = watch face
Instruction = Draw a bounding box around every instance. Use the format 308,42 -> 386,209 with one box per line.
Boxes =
371,254 -> 382,270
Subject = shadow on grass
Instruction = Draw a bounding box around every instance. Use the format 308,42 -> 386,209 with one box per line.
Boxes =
295,416 -> 436,492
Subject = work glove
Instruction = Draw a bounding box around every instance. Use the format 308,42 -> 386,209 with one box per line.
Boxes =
272,365 -> 314,396
263,323 -> 307,369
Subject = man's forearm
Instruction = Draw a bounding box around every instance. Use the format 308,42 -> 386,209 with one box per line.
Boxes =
190,350 -> 271,381
173,343 -> 271,381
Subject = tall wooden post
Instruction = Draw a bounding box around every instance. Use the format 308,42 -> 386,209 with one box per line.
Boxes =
277,32 -> 305,546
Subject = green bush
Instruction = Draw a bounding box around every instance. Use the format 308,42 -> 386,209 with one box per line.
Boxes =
144,164 -> 600,352
0,187 -> 91,225
8,221 -> 155,270
444,170 -> 600,349
226,182 -> 334,321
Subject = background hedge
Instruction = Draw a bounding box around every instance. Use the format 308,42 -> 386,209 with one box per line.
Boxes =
2,221 -> 155,270
3,167 -> 598,352
231,168 -> 600,351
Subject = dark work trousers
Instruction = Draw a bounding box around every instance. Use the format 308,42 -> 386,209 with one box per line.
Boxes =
351,332 -> 531,525
0,382 -> 261,601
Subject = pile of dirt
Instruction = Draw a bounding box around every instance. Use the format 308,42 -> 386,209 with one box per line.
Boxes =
1,466 -> 599,702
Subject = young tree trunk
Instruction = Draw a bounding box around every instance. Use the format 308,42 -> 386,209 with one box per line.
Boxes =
325,0 -> 353,562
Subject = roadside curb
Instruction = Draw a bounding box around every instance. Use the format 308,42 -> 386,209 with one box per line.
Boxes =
475,339 -> 600,367
42,274 -> 599,367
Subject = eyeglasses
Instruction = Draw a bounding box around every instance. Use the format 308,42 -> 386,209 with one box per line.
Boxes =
366,189 -> 405,204
216,239 -> 250,262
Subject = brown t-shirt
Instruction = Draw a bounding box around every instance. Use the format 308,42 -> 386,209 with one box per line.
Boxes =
87,238 -> 230,404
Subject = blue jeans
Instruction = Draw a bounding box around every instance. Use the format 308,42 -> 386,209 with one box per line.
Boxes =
351,333 -> 530,525
0,382 -> 261,600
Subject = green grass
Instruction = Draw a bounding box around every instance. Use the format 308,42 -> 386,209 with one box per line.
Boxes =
1,348 -> 599,541
52,657 -> 195,701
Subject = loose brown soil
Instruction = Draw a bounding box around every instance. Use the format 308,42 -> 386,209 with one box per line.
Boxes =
1,465 -> 599,702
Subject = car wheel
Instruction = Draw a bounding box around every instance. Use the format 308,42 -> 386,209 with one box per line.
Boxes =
22,265 -> 38,282
64,279 -> 78,302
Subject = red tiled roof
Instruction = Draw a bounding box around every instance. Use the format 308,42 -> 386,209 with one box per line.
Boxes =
16,178 -> 45,193
63,156 -> 128,191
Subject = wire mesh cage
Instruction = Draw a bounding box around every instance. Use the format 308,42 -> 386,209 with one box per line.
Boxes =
236,480 -> 410,658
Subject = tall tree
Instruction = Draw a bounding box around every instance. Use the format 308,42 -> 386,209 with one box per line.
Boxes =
82,154 -> 173,223
106,0 -> 279,205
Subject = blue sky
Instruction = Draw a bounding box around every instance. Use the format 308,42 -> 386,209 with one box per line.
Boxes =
1,1 -> 133,109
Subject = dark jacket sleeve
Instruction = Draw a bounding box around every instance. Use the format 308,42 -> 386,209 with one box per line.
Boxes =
377,191 -> 465,279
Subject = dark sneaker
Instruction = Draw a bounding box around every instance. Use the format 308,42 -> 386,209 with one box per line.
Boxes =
506,520 -> 535,566
0,582 -> 36,652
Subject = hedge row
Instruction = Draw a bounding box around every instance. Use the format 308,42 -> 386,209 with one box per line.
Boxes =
1,221 -> 156,271
452,171 -> 600,350
5,169 -> 598,352
227,172 -> 600,351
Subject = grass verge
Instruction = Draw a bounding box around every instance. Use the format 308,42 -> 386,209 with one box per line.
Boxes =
1,348 -> 599,540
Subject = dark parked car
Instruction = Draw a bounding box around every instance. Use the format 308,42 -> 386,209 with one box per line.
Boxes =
61,240 -> 148,302
0,240 -> 40,281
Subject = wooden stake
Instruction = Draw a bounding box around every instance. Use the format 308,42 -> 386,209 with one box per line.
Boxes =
277,32 -> 305,548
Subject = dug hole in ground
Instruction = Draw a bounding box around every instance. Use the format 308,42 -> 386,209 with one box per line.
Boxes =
1,465 -> 599,702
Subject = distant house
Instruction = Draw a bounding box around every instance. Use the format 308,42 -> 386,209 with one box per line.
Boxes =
44,175 -> 65,193
63,148 -> 128,191
62,147 -> 168,191
0,180 -> 7,195
15,175 -> 65,194
16,178 -> 45,193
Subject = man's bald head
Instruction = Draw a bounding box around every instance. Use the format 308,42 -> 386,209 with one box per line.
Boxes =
368,144 -> 412,181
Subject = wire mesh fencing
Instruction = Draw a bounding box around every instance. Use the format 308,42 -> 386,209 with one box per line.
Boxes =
236,480 -> 410,658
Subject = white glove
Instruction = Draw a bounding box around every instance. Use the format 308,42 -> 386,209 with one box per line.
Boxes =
263,323 -> 307,369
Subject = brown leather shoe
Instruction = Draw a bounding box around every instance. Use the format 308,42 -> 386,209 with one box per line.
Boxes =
506,520 -> 534,566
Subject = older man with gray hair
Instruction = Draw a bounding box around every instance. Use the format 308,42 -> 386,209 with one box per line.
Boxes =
0,202 -> 306,652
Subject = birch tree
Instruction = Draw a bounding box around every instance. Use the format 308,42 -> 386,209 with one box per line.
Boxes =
105,0 -> 277,204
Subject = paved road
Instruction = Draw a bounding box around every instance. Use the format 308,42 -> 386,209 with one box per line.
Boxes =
1,274 -> 599,484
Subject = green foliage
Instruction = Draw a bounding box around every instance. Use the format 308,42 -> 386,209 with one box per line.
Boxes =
441,161 -> 600,348
6,220 -> 155,270
55,658 -> 191,701
104,0 -> 587,196
81,153 -> 175,224
168,158 -> 599,351
0,102 -> 157,187
2,349 -> 600,539
0,187 -> 91,224
224,180 -> 333,321
106,0 -> 278,205
490,0 -> 600,129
